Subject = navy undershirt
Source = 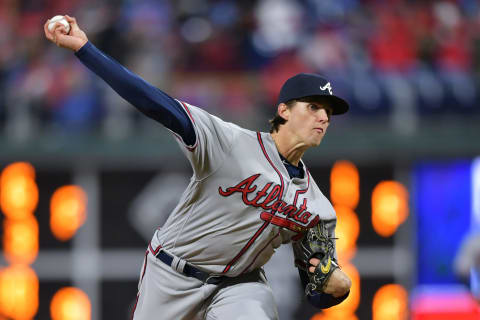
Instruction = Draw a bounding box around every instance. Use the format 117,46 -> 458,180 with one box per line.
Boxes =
279,154 -> 304,179
75,42 -> 196,146
74,41 -> 345,308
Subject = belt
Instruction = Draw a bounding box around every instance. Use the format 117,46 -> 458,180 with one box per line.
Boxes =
155,250 -> 226,285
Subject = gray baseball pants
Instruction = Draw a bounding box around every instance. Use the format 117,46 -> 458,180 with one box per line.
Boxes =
132,250 -> 279,320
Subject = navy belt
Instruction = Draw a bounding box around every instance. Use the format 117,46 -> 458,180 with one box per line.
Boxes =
155,250 -> 226,285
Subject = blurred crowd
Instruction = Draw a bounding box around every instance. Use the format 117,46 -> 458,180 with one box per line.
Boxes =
1,0 -> 480,139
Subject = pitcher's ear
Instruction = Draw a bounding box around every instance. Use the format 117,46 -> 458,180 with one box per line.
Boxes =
277,103 -> 290,121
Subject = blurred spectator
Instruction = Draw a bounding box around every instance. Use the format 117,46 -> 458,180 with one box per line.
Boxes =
368,3 -> 417,72
433,1 -> 471,71
252,0 -> 303,55
300,29 -> 348,72
1,0 -> 480,139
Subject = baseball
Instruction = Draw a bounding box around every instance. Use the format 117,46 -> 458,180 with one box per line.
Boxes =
48,15 -> 70,34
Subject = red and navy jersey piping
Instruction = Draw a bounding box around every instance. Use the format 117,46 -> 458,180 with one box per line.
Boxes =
177,101 -> 198,152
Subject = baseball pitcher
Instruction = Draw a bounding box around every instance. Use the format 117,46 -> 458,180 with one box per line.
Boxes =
45,15 -> 352,320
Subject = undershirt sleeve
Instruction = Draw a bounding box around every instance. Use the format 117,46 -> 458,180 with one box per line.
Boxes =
297,268 -> 349,308
74,41 -> 196,146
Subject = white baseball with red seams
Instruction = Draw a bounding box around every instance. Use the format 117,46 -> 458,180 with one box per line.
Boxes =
132,101 -> 338,319
48,15 -> 71,34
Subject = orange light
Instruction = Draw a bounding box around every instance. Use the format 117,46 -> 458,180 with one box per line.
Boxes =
372,284 -> 408,320
50,287 -> 91,320
0,163 -> 38,219
323,263 -> 361,316
333,205 -> 360,262
0,162 -> 35,184
330,161 -> 359,209
0,264 -> 39,319
50,186 -> 87,241
311,312 -> 358,320
371,181 -> 409,237
3,217 -> 39,264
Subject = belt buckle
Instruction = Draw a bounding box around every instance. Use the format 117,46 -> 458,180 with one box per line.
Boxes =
205,275 -> 223,285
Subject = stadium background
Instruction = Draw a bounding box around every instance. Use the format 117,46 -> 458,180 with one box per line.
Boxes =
1,0 -> 480,319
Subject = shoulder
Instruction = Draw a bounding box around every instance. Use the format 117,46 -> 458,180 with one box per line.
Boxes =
233,125 -> 258,138
179,100 -> 256,136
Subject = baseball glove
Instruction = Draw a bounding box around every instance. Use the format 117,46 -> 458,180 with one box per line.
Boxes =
295,223 -> 339,296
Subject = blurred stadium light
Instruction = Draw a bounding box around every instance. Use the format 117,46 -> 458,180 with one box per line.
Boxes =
330,160 -> 359,209
50,287 -> 91,320
372,284 -> 408,320
0,162 -> 38,220
50,185 -> 87,241
3,217 -> 38,265
0,264 -> 39,319
371,181 -> 409,237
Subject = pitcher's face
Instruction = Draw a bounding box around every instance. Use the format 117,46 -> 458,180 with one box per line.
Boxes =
283,101 -> 332,147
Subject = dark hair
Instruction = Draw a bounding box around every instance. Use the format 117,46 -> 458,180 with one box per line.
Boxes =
269,96 -> 331,133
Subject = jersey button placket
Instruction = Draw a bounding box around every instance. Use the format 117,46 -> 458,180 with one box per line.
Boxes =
283,181 -> 293,202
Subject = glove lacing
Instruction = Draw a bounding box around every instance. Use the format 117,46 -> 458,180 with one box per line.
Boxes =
305,234 -> 338,296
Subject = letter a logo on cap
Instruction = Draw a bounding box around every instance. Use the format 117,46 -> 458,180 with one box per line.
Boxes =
320,82 -> 333,95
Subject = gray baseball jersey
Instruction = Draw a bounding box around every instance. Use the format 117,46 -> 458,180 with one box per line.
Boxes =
150,101 -> 337,274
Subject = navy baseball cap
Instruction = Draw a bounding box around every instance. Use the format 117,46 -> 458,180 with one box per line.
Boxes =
277,73 -> 349,115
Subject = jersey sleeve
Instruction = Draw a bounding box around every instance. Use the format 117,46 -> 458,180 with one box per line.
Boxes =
173,101 -> 237,180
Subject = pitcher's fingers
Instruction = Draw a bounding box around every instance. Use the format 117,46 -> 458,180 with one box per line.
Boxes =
44,20 -> 55,41
308,257 -> 320,273
53,24 -> 67,36
53,28 -> 67,46
309,257 -> 320,266
51,22 -> 67,33
64,15 -> 80,31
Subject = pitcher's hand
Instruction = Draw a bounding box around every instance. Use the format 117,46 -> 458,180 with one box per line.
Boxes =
44,15 -> 88,51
